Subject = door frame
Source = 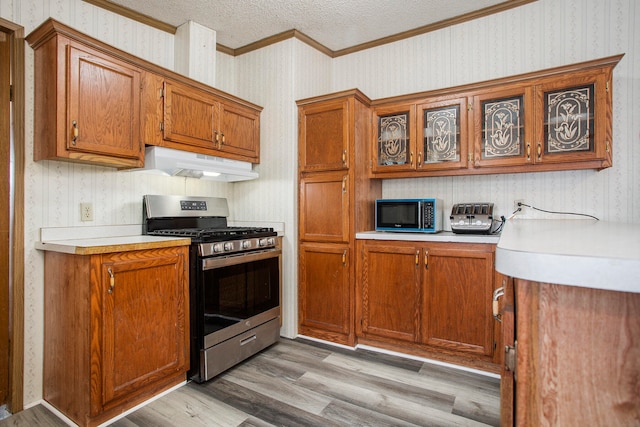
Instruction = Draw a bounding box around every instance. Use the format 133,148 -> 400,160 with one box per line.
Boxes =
0,17 -> 25,414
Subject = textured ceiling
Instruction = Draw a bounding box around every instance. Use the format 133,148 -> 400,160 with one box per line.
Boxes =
105,0 -> 518,52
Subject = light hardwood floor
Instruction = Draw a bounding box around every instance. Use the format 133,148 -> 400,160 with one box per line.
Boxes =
0,338 -> 500,426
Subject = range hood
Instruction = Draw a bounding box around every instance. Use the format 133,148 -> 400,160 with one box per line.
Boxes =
137,146 -> 258,182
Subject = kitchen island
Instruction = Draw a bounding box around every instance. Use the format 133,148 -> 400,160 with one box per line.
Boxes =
494,219 -> 640,426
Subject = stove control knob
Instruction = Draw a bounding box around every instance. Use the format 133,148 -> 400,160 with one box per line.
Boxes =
259,237 -> 275,247
213,243 -> 224,253
223,242 -> 234,252
241,240 -> 251,249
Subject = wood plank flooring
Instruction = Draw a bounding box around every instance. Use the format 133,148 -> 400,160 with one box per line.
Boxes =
0,338 -> 500,426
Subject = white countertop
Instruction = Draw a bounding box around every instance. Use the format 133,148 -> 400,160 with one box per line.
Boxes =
496,219 -> 640,293
356,231 -> 500,244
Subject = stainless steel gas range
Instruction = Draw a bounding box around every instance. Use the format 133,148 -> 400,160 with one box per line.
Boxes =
143,195 -> 281,383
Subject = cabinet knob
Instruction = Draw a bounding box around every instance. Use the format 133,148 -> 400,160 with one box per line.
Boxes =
537,142 -> 542,161
526,143 -> 531,161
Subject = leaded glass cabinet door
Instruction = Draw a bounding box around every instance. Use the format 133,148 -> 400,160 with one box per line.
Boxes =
417,97 -> 469,171
535,70 -> 610,165
473,85 -> 534,168
372,103 -> 416,173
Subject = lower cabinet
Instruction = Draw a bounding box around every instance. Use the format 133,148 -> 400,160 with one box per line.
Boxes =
43,245 -> 189,427
298,242 -> 354,345
356,239 -> 500,371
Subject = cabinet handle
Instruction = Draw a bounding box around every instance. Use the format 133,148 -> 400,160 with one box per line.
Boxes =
342,250 -> 347,265
424,250 -> 428,269
537,142 -> 542,161
415,250 -> 419,266
71,120 -> 79,145
410,152 -> 414,167
107,268 -> 115,294
417,152 -> 423,168
342,149 -> 347,165
492,286 -> 505,322
526,143 -> 531,161
342,176 -> 347,193
221,133 -> 225,147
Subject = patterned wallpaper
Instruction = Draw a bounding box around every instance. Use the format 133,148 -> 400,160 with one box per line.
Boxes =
1,0 -> 638,406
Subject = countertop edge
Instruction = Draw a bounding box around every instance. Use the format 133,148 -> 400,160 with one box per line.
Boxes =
36,236 -> 191,255
356,231 -> 500,244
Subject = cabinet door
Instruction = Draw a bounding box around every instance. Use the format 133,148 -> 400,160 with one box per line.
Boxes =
140,71 -> 165,146
372,103 -> 416,173
163,80 -> 219,148
299,98 -> 349,172
218,100 -> 260,162
97,248 -> 188,409
299,171 -> 350,243
356,242 -> 420,342
535,70 -> 611,166
472,84 -> 534,168
417,96 -> 469,171
67,43 -> 142,160
422,245 -> 495,357
298,243 -> 353,344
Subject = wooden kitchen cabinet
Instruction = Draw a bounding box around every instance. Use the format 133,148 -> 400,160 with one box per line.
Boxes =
371,102 -> 416,173
372,96 -> 470,173
141,72 -> 261,163
27,18 -> 262,168
298,243 -> 352,343
370,54 -> 622,178
297,90 -> 381,346
421,243 -> 495,358
299,171 -> 350,243
27,20 -> 143,168
356,242 -> 420,342
356,239 -> 499,371
501,280 -> 640,426
43,245 -> 189,427
298,97 -> 350,172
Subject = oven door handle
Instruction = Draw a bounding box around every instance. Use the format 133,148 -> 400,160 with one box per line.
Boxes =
202,248 -> 281,270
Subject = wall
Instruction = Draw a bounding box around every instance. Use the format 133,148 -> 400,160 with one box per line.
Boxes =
1,0 -> 638,408
332,0 -> 639,224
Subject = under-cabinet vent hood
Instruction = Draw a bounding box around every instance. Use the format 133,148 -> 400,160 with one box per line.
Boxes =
137,146 -> 258,182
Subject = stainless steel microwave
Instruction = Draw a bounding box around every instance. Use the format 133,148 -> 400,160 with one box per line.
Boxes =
375,198 -> 442,233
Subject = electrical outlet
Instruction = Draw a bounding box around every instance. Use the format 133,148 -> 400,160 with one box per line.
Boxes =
80,203 -> 93,222
513,199 -> 525,215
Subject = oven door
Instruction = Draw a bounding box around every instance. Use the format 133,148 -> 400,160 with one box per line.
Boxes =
200,248 -> 281,349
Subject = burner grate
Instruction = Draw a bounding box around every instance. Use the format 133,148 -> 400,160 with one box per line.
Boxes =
148,226 -> 275,242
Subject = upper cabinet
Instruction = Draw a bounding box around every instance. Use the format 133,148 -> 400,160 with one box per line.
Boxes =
141,73 -> 261,163
298,98 -> 350,172
371,54 -> 623,178
27,19 -> 262,168
372,96 -> 470,173
27,22 -> 143,168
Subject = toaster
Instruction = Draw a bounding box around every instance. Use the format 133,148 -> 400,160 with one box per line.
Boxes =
450,203 -> 494,234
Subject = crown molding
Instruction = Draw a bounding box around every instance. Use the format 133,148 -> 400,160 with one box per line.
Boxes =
83,0 -> 536,58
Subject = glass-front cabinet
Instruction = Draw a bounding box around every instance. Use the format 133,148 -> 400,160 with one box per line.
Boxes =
535,70 -> 610,165
370,55 -> 620,178
418,96 -> 469,171
373,97 -> 469,173
372,103 -> 416,173
472,85 -> 534,168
